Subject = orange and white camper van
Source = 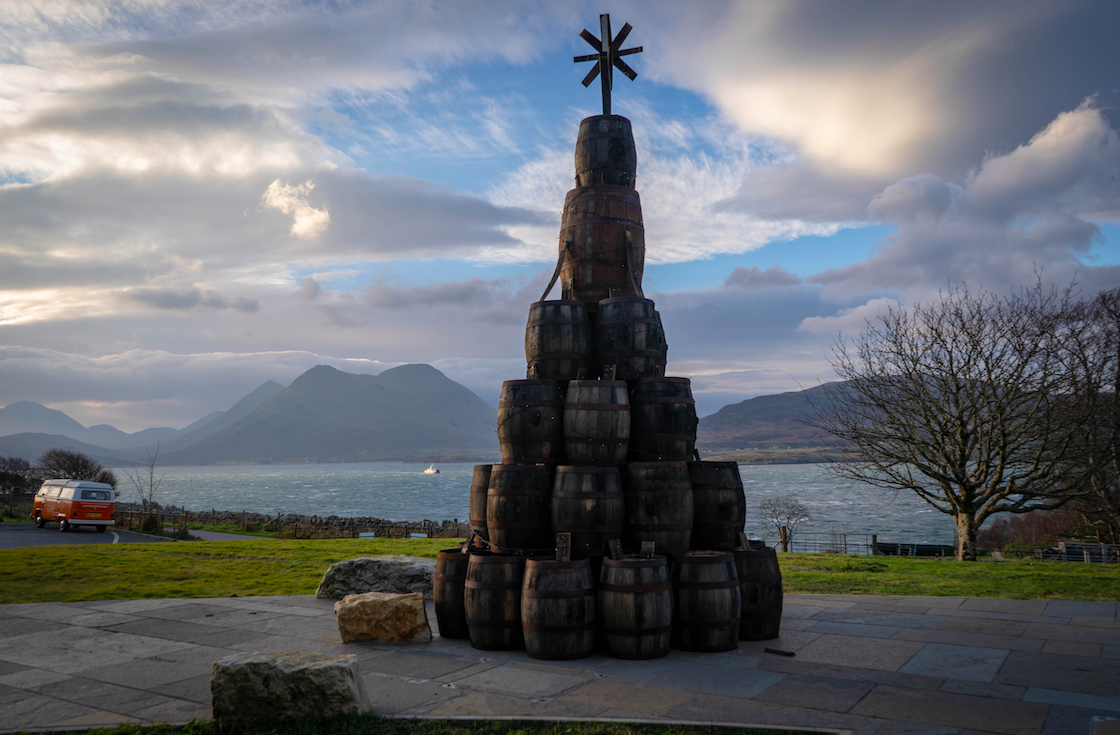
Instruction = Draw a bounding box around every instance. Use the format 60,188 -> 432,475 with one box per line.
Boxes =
32,479 -> 115,532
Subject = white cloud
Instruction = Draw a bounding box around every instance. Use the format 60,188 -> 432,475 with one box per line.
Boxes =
797,298 -> 900,335
261,178 -> 330,239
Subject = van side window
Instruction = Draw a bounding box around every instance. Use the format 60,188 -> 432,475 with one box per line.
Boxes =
80,490 -> 111,501
46,487 -> 62,498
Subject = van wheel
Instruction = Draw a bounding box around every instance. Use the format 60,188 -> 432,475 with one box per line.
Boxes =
96,525 -> 106,533
58,517 -> 69,532
35,513 -> 45,528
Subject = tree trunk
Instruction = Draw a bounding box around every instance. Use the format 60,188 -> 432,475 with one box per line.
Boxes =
780,526 -> 790,553
955,513 -> 979,561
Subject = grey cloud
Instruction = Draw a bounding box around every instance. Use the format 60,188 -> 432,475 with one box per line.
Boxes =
125,287 -> 260,312
812,101 -> 1120,298
296,277 -> 322,301
720,161 -> 886,223
724,265 -> 801,289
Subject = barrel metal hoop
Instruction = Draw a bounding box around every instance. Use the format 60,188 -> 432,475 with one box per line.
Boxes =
630,397 -> 696,405
464,581 -> 521,591
692,520 -> 743,528
564,403 -> 630,411
565,437 -> 630,445
602,558 -> 668,569
520,588 -> 595,599
632,433 -> 697,441
528,353 -> 587,360
552,490 -> 623,499
486,488 -> 552,497
675,580 -> 741,590
625,483 -> 692,492
521,621 -> 597,633
676,618 -> 740,630
498,400 -> 561,408
602,624 -> 673,636
599,582 -> 672,593
465,618 -> 522,629
552,523 -> 624,533
627,522 -> 693,531
433,574 -> 466,582
487,520 -> 549,529
526,318 -> 588,327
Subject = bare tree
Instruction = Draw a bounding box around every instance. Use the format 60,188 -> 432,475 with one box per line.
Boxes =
809,283 -> 1095,561
1063,288 -> 1120,542
122,444 -> 164,513
758,497 -> 810,552
1,455 -> 33,516
37,448 -> 118,491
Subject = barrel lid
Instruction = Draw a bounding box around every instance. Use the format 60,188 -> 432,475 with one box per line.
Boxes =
525,557 -> 591,569
687,460 -> 738,470
490,464 -> 553,473
598,296 -> 655,306
501,379 -> 559,387
631,376 -> 690,386
568,379 -> 628,388
467,551 -> 525,563
603,555 -> 666,568
473,464 -> 494,472
437,549 -> 469,560
669,550 -> 734,563
529,299 -> 587,309
555,465 -> 621,475
578,113 -> 632,128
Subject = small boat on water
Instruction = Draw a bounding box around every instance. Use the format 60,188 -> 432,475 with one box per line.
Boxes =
423,464 -> 440,475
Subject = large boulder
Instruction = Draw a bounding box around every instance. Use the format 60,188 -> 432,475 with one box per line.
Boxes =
210,651 -> 369,727
334,591 -> 432,643
316,555 -> 436,600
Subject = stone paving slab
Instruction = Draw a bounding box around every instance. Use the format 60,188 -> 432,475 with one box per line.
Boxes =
3,592 -> 1120,734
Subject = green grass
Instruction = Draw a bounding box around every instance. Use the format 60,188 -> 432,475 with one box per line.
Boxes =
186,521 -> 279,538
0,537 -> 460,604
2,540 -> 1118,605
67,714 -> 807,735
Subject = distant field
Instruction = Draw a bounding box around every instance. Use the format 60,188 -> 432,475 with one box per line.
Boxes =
700,448 -> 835,464
2,538 -> 1118,604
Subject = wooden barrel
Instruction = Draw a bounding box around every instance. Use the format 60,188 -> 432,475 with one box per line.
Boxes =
688,461 -> 746,551
595,297 -> 666,380
521,558 -> 596,660
498,380 -> 563,465
551,466 -> 624,554
486,464 -> 553,554
622,461 -> 693,553
734,543 -> 783,641
628,378 -> 697,462
433,549 -> 470,639
525,300 -> 591,382
559,187 -> 645,315
574,115 -> 637,188
598,555 -> 672,659
670,551 -> 740,652
469,464 -> 493,543
563,380 -> 630,466
464,552 -> 525,650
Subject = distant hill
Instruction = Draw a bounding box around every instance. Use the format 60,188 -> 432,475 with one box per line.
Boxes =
0,381 -> 283,456
159,364 -> 498,464
0,432 -> 130,466
696,382 -> 845,451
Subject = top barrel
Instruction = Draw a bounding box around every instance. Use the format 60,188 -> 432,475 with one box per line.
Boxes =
575,115 -> 636,188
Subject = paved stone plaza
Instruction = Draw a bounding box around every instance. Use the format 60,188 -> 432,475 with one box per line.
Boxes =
1,593 -> 1118,734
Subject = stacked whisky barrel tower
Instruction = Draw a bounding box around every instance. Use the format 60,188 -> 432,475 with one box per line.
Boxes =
433,114 -> 782,660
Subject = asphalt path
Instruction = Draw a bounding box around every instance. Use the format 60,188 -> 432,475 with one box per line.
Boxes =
0,522 -> 164,549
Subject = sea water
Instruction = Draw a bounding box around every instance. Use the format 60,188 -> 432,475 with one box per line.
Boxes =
122,461 -> 956,544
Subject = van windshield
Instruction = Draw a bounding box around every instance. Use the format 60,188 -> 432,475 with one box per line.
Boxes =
46,487 -> 62,498
80,490 -> 112,501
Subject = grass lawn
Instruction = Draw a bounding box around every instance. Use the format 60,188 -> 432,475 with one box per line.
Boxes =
2,538 -> 1118,605
83,715 -> 807,735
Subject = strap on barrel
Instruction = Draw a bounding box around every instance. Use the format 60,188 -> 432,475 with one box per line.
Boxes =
625,231 -> 644,298
626,522 -> 693,531
602,624 -> 672,636
540,243 -> 570,302
464,580 -> 521,591
433,574 -> 466,582
522,621 -> 597,633
552,523 -> 624,533
675,579 -> 741,590
520,588 -> 595,599
465,617 -> 522,629
599,581 -> 672,593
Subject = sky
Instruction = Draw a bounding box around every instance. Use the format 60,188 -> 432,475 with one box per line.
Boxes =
1,0 -> 1118,432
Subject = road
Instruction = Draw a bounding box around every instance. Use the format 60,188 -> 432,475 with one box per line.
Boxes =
0,522 -> 165,550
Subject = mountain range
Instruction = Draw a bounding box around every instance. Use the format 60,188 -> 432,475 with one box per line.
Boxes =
1,367 -> 837,465
0,364 -> 498,465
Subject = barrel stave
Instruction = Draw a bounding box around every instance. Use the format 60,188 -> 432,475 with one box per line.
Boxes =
688,461 -> 747,551
622,461 -> 693,553
595,297 -> 667,380
497,380 -> 563,465
486,465 -> 554,554
525,300 -> 591,383
433,549 -> 470,639
733,545 -> 783,641
469,464 -> 493,543
628,377 -> 697,462
599,556 -> 673,659
464,552 -> 525,651
521,559 -> 596,660
563,380 -> 630,467
670,551 -> 740,653
551,465 -> 624,553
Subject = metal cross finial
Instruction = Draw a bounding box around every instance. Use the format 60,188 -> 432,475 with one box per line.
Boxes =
573,14 -> 642,116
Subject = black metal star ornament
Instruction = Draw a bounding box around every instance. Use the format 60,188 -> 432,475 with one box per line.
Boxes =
573,14 -> 642,116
